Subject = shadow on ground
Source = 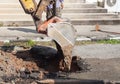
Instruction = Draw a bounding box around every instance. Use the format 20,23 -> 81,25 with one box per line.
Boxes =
14,46 -> 82,72
8,28 -> 37,34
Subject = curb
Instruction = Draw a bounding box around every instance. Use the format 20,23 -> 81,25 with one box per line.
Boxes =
1,36 -> 120,43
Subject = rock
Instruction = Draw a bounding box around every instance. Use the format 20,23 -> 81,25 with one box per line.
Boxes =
0,69 -> 6,75
30,72 -> 39,79
31,81 -> 37,84
0,78 -> 4,83
0,46 -> 15,52
20,67 -> 26,72
1,75 -> 17,83
24,68 -> 31,74
0,46 -> 24,52
19,68 -> 31,79
11,80 -> 15,84
0,50 -> 5,56
30,71 -> 44,80
13,46 -> 24,52
20,71 -> 29,78
39,71 -> 44,79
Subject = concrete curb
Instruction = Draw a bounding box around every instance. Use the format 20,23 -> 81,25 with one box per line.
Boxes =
0,20 -> 120,26
1,36 -> 120,43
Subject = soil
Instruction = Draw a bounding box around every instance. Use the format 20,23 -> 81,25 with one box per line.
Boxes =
0,45 -> 81,83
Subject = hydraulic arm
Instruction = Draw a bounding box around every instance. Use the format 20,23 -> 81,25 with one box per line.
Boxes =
19,0 -> 58,33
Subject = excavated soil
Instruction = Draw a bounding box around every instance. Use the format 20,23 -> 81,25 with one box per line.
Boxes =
0,45 -> 82,83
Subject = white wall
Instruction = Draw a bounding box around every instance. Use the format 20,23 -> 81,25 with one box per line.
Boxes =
86,0 -> 97,3
105,0 -> 120,12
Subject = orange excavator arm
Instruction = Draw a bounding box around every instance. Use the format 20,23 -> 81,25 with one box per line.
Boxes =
37,16 -> 62,34
19,0 -> 61,34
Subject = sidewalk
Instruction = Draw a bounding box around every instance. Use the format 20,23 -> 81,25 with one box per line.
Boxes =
0,25 -> 120,41
75,25 -> 120,40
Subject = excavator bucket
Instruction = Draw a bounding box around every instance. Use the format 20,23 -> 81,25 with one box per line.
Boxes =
48,22 -> 76,71
48,22 -> 76,47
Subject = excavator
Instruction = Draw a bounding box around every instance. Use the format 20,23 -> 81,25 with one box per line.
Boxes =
19,0 -> 76,71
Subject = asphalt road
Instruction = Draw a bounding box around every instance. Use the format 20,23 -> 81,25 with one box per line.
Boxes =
71,44 -> 120,81
73,44 -> 120,59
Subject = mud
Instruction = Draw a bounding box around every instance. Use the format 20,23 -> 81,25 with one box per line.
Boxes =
54,40 -> 74,72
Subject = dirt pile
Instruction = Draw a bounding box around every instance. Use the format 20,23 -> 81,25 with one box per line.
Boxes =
0,45 -> 82,83
0,47 -> 45,83
0,50 -> 40,72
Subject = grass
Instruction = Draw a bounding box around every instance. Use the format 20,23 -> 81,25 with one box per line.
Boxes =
2,39 -> 120,49
75,39 -> 120,45
96,39 -> 120,44
3,40 -> 56,49
3,40 -> 37,48
26,40 -> 36,47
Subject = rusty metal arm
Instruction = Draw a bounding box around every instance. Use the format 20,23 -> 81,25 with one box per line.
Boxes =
19,0 -> 57,34
32,0 -> 57,34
